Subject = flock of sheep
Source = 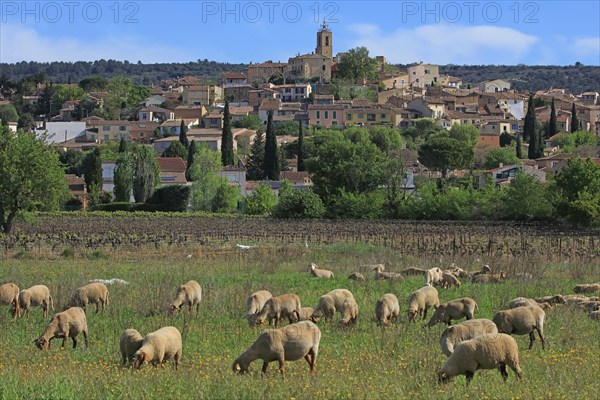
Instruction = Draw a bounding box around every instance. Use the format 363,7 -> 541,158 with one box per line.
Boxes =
1,262 -> 599,384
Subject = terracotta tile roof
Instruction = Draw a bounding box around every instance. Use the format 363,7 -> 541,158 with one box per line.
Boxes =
230,106 -> 254,115
280,171 -> 312,183
157,157 -> 187,172
223,72 -> 246,79
159,171 -> 188,184
259,99 -> 281,111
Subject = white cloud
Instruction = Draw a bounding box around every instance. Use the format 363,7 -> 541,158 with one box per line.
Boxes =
0,24 -> 194,63
347,24 -> 539,65
572,37 -> 600,59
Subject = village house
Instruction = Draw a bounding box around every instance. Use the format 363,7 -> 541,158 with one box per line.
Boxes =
157,157 -> 188,186
407,63 -> 440,88
246,61 -> 288,84
159,118 -> 199,137
273,83 -> 312,102
138,106 -> 174,122
182,85 -> 222,106
129,121 -> 159,144
476,163 -> 546,188
222,72 -> 247,87
478,79 -> 511,93
174,105 -> 207,121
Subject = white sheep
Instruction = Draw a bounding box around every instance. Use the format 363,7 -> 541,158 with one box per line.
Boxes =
509,297 -> 554,311
67,283 -> 109,313
440,318 -> 499,357
574,301 -> 600,312
18,285 -> 54,318
492,306 -> 546,350
589,310 -> 600,320
534,295 -> 566,305
424,267 -> 443,286
438,333 -> 523,384
309,263 -> 334,279
255,294 -> 302,327
244,290 -> 273,325
133,326 -> 182,370
339,297 -> 359,326
292,307 -> 315,322
401,267 -> 428,276
168,280 -> 202,317
438,273 -> 462,289
348,272 -> 366,282
232,320 -> 321,377
375,293 -> 400,327
471,272 -> 507,284
470,265 -> 492,278
407,286 -> 440,322
574,283 -> 600,294
427,297 -> 478,327
120,328 -> 144,366
34,307 -> 88,350
373,266 -> 403,281
310,294 -> 336,323
0,282 -> 20,319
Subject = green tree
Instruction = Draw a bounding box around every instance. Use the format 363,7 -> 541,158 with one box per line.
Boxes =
113,152 -> 134,202
133,146 -> 159,203
221,100 -> 234,166
189,144 -> 228,211
263,112 -> 280,180
274,120 -> 300,136
525,95 -> 544,159
369,126 -> 403,153
79,76 -> 109,92
484,148 -> 520,169
185,140 -> 199,181
516,135 -> 523,159
59,148 -> 85,175
232,114 -> 261,130
118,136 -> 127,153
336,47 -> 379,82
0,104 -> 19,123
418,136 -> 474,178
571,103 -> 579,133
499,132 -> 513,147
36,81 -> 55,118
449,124 -> 480,147
179,120 -> 189,148
553,157 -> 600,225
523,95 -> 536,142
499,172 -> 553,221
247,130 -> 265,180
297,121 -> 305,172
244,184 -> 277,215
51,84 -> 85,112
552,130 -> 598,153
0,127 -> 69,233
272,189 -> 325,218
84,147 -> 102,194
163,141 -> 187,158
212,182 -> 240,213
546,98 -> 558,139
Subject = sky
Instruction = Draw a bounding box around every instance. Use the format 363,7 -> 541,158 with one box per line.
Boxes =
0,0 -> 599,66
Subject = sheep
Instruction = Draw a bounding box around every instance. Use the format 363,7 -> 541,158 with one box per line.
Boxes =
309,263 -> 334,279
375,293 -> 400,327
508,297 -> 554,311
492,306 -> 546,350
255,294 -> 302,327
67,283 -> 109,313
535,295 -> 566,305
574,283 -> 600,294
440,318 -> 499,357
0,283 -> 20,319
471,264 -> 492,277
589,310 -> 600,320
133,326 -> 182,370
326,289 -> 355,310
574,301 -> 600,312
438,333 -> 523,384
18,285 -> 53,318
427,297 -> 478,327
120,328 -> 143,366
563,294 -> 590,305
168,280 -> 202,317
310,294 -> 336,323
244,290 -> 272,325
292,307 -> 315,322
401,267 -> 428,276
360,263 -> 385,273
438,273 -> 462,289
232,320 -> 321,377
339,297 -> 359,326
471,272 -> 506,284
348,272 -> 366,282
407,286 -> 440,322
34,307 -> 88,350
424,267 -> 443,286
445,265 -> 471,279
373,266 -> 403,281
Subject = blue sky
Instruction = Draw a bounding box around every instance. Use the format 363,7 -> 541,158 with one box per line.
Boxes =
1,1 -> 599,65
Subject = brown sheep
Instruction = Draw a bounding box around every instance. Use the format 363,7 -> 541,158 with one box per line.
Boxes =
375,293 -> 400,327
427,297 -> 478,327
18,285 -> 54,318
0,283 -> 20,319
255,294 -> 302,327
34,307 -> 88,350
168,280 -> 202,317
67,283 -> 109,313
492,306 -> 546,350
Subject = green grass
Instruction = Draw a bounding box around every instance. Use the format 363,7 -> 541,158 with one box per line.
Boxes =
0,243 -> 599,399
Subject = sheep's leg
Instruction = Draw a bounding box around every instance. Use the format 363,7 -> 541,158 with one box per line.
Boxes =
195,303 -> 200,316
261,362 -> 269,374
72,336 -> 78,349
95,302 -> 100,313
499,364 -> 509,382
528,331 -> 535,350
536,326 -> 546,350
174,352 -> 180,371
422,308 -> 428,320
62,336 -> 68,348
465,371 -> 474,385
121,353 -> 127,366
83,329 -> 89,348
277,358 -> 286,378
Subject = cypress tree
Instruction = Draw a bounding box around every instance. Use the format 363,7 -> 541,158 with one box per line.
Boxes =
524,95 -> 536,142
516,135 -> 522,159
571,103 -> 579,133
263,111 -> 280,180
84,147 -> 103,193
186,140 -> 198,181
247,130 -> 265,180
118,136 -> 127,153
297,121 -> 305,172
221,100 -> 234,166
525,95 -> 542,159
546,98 -> 558,138
179,119 -> 189,148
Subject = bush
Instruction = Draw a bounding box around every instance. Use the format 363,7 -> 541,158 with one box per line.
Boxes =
92,202 -> 133,212
147,185 -> 191,212
244,184 -> 277,215
272,189 -> 325,219
326,190 -> 385,219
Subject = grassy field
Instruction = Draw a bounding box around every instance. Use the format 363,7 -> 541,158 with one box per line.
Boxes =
0,242 -> 599,400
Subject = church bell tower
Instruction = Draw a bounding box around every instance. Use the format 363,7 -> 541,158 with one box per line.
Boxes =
315,21 -> 332,58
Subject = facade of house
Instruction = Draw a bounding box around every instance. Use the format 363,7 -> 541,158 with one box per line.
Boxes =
159,119 -> 198,137
35,121 -> 87,144
479,79 -> 511,93
222,72 -> 247,87
217,166 -> 247,196
157,157 -> 188,186
477,163 -> 546,188
138,106 -> 174,122
287,53 -> 332,82
246,61 -> 288,84
273,83 -> 312,102
129,122 -> 159,144
174,106 -> 207,120
407,63 -> 440,88
182,85 -> 222,106
85,120 -> 131,143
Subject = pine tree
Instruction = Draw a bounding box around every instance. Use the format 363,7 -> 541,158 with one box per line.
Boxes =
84,147 -> 102,194
247,130 -> 265,180
263,111 -> 280,180
186,140 -> 198,181
297,121 -> 305,172
221,100 -> 234,166
118,136 -> 127,153
546,98 -> 558,138
516,135 -> 522,159
571,103 -> 579,133
179,119 -> 189,148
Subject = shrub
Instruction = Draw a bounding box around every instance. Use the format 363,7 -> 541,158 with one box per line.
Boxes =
272,189 -> 325,219
147,185 -> 191,212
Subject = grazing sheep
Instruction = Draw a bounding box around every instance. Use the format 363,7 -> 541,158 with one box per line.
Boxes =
18,285 -> 53,318
401,267 -> 428,276
535,295 -> 566,305
440,318 -> 499,357
133,326 -> 182,370
348,272 -> 366,282
445,265 -> 471,279
438,333 -> 523,384
574,301 -> 600,312
309,263 -> 334,279
471,272 -> 506,284
574,283 -> 600,294
255,294 -> 302,327
360,263 -> 385,273
0,283 -> 20,319
168,280 -> 202,317
407,286 -> 440,322
563,294 -> 590,305
492,306 -> 546,350
232,321 -> 321,377
373,266 -> 403,281
325,289 -> 355,310
471,265 -> 492,278
339,297 -> 359,326
424,267 -> 443,286
34,307 -> 88,350
89,278 -> 129,285
292,307 -> 315,322
438,273 -> 462,289
375,293 -> 400,327
589,310 -> 600,320
427,297 -> 478,327
509,297 -> 553,311
244,290 -> 273,325
67,283 -> 109,313
120,329 -> 143,366
310,295 -> 336,323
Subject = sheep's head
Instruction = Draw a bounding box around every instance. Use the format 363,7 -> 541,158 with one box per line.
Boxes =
310,310 -> 323,323
406,309 -> 417,322
34,337 -> 49,350
168,304 -> 180,317
232,359 -> 249,374
554,295 -> 566,305
437,370 -> 452,384
133,351 -> 146,369
482,265 -> 491,273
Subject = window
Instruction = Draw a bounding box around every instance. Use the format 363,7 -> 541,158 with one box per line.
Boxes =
332,121 -> 337,126
358,114 -> 364,119
226,174 -> 237,182
325,36 -> 329,46
324,111 -> 329,119
103,125 -> 110,131
332,111 -> 337,119
119,125 -> 126,131
381,114 -> 386,119
346,114 -> 352,120
316,111 -> 320,119
104,134 -> 109,142
425,69 -> 430,74
367,114 -> 376,121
